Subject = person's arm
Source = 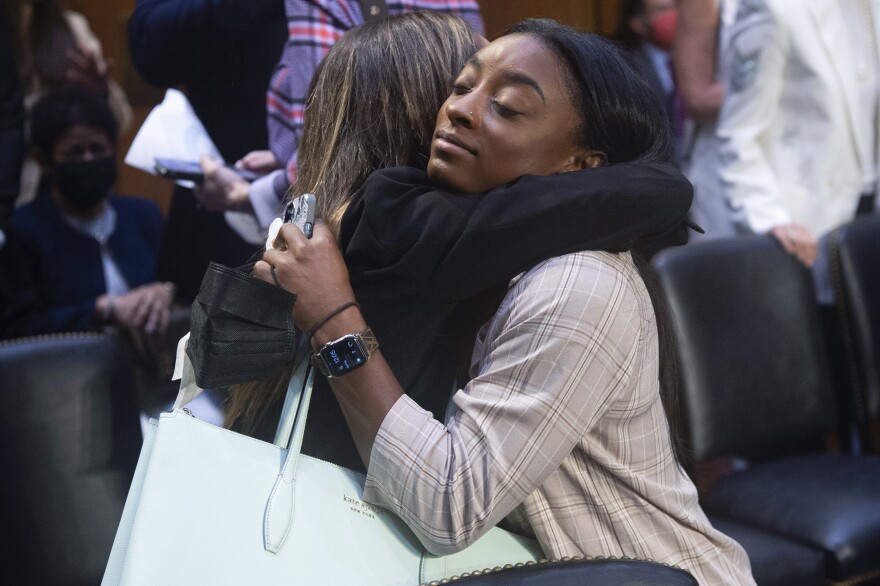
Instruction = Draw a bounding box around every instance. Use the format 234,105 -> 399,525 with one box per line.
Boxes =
673,0 -> 724,123
351,162 -> 692,302
258,228 -> 638,553
63,12 -> 133,133
716,1 -> 787,231
714,1 -> 815,264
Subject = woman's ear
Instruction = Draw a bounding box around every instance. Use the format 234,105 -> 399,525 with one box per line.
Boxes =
564,149 -> 607,171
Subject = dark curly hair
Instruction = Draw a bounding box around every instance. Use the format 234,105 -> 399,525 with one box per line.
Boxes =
30,85 -> 118,156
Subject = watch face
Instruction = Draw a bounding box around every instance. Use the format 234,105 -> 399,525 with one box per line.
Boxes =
323,336 -> 367,377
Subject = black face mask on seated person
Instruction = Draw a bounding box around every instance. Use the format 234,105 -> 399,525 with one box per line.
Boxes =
187,262 -> 300,389
51,157 -> 118,211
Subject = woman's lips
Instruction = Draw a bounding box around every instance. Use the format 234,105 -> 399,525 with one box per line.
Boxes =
434,131 -> 476,156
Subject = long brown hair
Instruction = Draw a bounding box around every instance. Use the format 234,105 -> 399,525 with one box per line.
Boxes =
225,12 -> 481,436
293,10 -> 482,236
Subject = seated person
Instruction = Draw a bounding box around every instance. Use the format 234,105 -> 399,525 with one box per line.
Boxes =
259,19 -> 755,584
2,86 -> 173,352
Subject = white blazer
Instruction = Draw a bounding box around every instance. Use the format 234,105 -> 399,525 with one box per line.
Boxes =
705,0 -> 880,238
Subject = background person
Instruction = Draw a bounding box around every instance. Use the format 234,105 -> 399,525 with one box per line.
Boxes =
707,0 -> 879,264
194,0 -> 485,230
675,0 -> 740,239
3,0 -> 132,209
615,0 -> 685,162
128,0 -> 287,303
2,87 -> 172,352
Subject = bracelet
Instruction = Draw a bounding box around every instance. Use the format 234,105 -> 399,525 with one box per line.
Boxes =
306,301 -> 360,339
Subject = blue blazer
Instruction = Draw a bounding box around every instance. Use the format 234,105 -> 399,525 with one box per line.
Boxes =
4,194 -> 163,336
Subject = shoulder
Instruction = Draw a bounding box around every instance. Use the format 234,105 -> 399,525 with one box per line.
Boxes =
11,198 -> 53,235
359,167 -> 435,196
510,251 -> 649,326
109,195 -> 163,225
354,166 -> 475,229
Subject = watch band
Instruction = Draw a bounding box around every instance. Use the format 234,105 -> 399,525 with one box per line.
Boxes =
359,327 -> 379,355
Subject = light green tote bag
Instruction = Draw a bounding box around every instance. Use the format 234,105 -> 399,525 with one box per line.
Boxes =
103,336 -> 542,585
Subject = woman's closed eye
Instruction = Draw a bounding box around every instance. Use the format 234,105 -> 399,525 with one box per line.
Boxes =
451,83 -> 472,96
491,100 -> 520,119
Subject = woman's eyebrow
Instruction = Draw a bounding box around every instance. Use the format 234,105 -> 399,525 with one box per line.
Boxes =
466,55 -> 545,103
501,71 -> 545,103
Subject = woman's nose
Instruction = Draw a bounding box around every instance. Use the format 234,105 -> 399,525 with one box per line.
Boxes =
446,94 -> 479,129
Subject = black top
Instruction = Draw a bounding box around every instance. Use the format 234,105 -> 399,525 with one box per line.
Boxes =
302,163 -> 693,471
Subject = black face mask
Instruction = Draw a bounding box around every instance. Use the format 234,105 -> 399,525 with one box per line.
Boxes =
51,158 -> 118,211
187,262 -> 300,388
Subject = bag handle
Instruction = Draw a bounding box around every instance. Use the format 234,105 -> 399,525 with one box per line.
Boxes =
263,357 -> 314,553
170,333 -> 314,554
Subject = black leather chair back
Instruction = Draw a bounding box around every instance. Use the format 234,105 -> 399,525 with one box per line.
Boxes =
0,333 -> 141,585
652,236 -> 838,461
831,215 -> 880,427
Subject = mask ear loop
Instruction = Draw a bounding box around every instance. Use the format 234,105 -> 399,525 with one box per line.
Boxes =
269,264 -> 282,288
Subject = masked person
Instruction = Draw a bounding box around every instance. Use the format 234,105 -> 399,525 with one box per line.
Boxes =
1,86 -> 173,351
615,0 -> 684,164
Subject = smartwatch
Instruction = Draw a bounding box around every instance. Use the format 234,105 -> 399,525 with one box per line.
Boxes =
311,327 -> 379,378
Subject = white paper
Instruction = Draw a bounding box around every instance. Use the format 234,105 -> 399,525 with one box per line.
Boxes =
124,88 -> 265,245
124,88 -> 224,176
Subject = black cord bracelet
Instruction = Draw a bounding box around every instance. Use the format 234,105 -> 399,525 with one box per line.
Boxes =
306,301 -> 361,339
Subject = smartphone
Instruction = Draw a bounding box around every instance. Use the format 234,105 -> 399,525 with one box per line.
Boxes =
154,158 -> 261,183
155,158 -> 204,183
283,194 -> 316,239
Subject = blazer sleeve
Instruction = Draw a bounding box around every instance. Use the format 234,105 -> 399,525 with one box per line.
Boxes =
353,162 -> 692,302
716,0 -> 791,233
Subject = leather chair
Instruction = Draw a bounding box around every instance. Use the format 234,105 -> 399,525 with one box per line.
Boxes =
708,516 -> 824,585
653,235 -> 880,585
830,215 -> 880,453
444,557 -> 697,585
0,333 -> 142,585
